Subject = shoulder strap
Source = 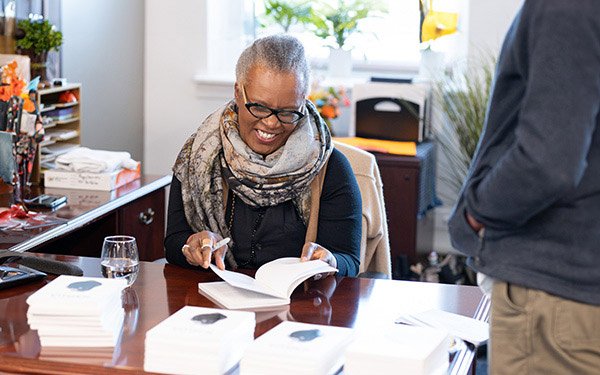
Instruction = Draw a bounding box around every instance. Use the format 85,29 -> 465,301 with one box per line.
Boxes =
304,158 -> 330,243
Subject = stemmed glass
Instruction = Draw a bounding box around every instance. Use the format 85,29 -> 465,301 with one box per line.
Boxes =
100,235 -> 139,287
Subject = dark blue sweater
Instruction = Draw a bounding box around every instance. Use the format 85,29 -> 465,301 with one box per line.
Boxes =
448,0 -> 600,305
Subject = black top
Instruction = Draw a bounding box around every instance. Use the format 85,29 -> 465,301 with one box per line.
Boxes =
164,148 -> 362,276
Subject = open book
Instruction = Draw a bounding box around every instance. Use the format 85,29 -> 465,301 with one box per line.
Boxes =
198,257 -> 337,309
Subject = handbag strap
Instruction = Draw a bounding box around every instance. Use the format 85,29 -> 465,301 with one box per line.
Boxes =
304,158 -> 329,243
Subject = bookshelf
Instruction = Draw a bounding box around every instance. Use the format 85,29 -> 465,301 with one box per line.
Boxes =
30,83 -> 81,184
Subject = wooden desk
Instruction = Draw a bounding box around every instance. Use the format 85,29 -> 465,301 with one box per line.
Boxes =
0,175 -> 171,261
0,254 -> 489,375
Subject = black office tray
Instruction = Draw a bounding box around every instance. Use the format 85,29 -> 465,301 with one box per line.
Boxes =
0,264 -> 46,290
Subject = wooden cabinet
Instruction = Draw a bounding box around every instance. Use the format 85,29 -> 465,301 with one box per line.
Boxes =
2,176 -> 172,262
372,152 -> 421,279
31,83 -> 82,183
35,188 -> 166,262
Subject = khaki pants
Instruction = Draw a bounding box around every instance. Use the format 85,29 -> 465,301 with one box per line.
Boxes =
490,281 -> 600,375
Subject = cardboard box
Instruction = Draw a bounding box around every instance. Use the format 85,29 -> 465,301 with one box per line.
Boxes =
44,162 -> 141,191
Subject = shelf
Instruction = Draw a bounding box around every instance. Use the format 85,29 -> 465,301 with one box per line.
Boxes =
40,101 -> 78,113
54,101 -> 78,108
40,105 -> 56,113
54,117 -> 80,125
38,83 -> 81,95
45,129 -> 79,141
40,139 -> 56,147
31,83 -> 82,185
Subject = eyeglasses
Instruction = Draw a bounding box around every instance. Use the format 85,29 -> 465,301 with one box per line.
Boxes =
241,84 -> 305,124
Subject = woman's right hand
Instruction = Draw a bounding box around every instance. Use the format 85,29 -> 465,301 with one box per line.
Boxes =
181,231 -> 228,270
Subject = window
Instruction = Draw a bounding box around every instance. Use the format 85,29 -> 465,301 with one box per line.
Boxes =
253,0 -> 465,72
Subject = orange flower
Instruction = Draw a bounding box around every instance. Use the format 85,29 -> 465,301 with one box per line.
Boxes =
321,105 -> 336,119
0,60 -> 28,101
23,97 -> 35,112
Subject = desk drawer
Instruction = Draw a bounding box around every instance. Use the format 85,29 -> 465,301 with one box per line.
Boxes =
118,188 -> 165,261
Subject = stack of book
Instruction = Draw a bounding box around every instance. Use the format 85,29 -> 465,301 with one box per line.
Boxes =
344,324 -> 452,375
240,321 -> 354,375
26,275 -> 127,348
144,306 -> 256,375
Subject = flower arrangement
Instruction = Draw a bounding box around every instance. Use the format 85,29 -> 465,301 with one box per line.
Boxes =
308,86 -> 350,132
0,60 -> 43,187
0,61 -> 36,112
419,0 -> 458,48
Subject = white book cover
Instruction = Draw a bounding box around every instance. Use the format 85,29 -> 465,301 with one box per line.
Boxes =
240,321 -> 353,375
203,258 -> 337,308
26,276 -> 127,315
345,324 -> 451,375
145,306 -> 255,343
144,306 -> 255,375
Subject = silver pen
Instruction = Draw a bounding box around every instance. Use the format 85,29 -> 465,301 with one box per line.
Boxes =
182,237 -> 231,253
201,237 -> 231,253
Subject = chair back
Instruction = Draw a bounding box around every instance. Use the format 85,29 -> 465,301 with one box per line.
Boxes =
333,141 -> 391,278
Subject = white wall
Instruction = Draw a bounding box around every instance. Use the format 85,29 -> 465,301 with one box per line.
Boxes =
61,0 -> 145,162
144,0 -> 250,176
467,0 -> 524,58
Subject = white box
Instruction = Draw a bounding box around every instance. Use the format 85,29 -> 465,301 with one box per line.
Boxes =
44,162 -> 141,191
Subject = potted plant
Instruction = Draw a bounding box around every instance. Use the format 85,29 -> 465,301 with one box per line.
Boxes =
433,52 -> 496,201
259,0 -> 312,32
308,0 -> 386,76
16,18 -> 63,88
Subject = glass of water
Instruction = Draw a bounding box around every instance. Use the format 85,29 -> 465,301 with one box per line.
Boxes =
101,235 -> 139,287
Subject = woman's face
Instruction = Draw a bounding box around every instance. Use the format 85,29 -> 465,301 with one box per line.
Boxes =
234,66 -> 305,156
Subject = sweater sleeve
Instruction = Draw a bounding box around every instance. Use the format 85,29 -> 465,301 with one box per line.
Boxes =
466,1 -> 600,229
164,175 -> 204,269
316,149 -> 362,276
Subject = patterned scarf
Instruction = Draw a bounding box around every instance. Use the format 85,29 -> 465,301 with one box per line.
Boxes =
172,99 -> 332,267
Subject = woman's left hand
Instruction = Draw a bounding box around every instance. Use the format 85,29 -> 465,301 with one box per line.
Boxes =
300,242 -> 337,280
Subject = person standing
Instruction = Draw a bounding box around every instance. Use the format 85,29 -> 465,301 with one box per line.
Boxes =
448,1 -> 600,374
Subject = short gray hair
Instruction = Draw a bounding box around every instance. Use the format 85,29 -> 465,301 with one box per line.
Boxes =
236,34 -> 311,96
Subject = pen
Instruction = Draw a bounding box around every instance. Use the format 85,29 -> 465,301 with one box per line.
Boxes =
209,237 -> 231,252
198,237 -> 231,253
182,237 -> 231,253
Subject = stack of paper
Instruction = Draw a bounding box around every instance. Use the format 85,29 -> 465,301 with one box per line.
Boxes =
26,275 -> 127,348
345,324 -> 452,375
144,306 -> 256,375
39,346 -> 116,366
240,321 -> 354,375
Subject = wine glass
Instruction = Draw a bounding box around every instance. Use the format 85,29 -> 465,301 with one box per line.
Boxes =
100,235 -> 139,287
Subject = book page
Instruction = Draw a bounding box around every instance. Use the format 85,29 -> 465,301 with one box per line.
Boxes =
209,265 -> 282,298
255,258 -> 338,298
198,281 -> 289,309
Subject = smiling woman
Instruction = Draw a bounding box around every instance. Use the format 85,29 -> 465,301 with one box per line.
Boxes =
164,35 -> 362,278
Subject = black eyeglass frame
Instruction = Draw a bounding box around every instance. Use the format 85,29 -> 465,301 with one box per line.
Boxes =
241,84 -> 305,124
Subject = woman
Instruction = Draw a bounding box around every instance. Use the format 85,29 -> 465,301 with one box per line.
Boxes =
164,35 -> 361,277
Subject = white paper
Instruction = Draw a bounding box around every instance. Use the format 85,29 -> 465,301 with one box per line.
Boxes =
396,309 -> 489,346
